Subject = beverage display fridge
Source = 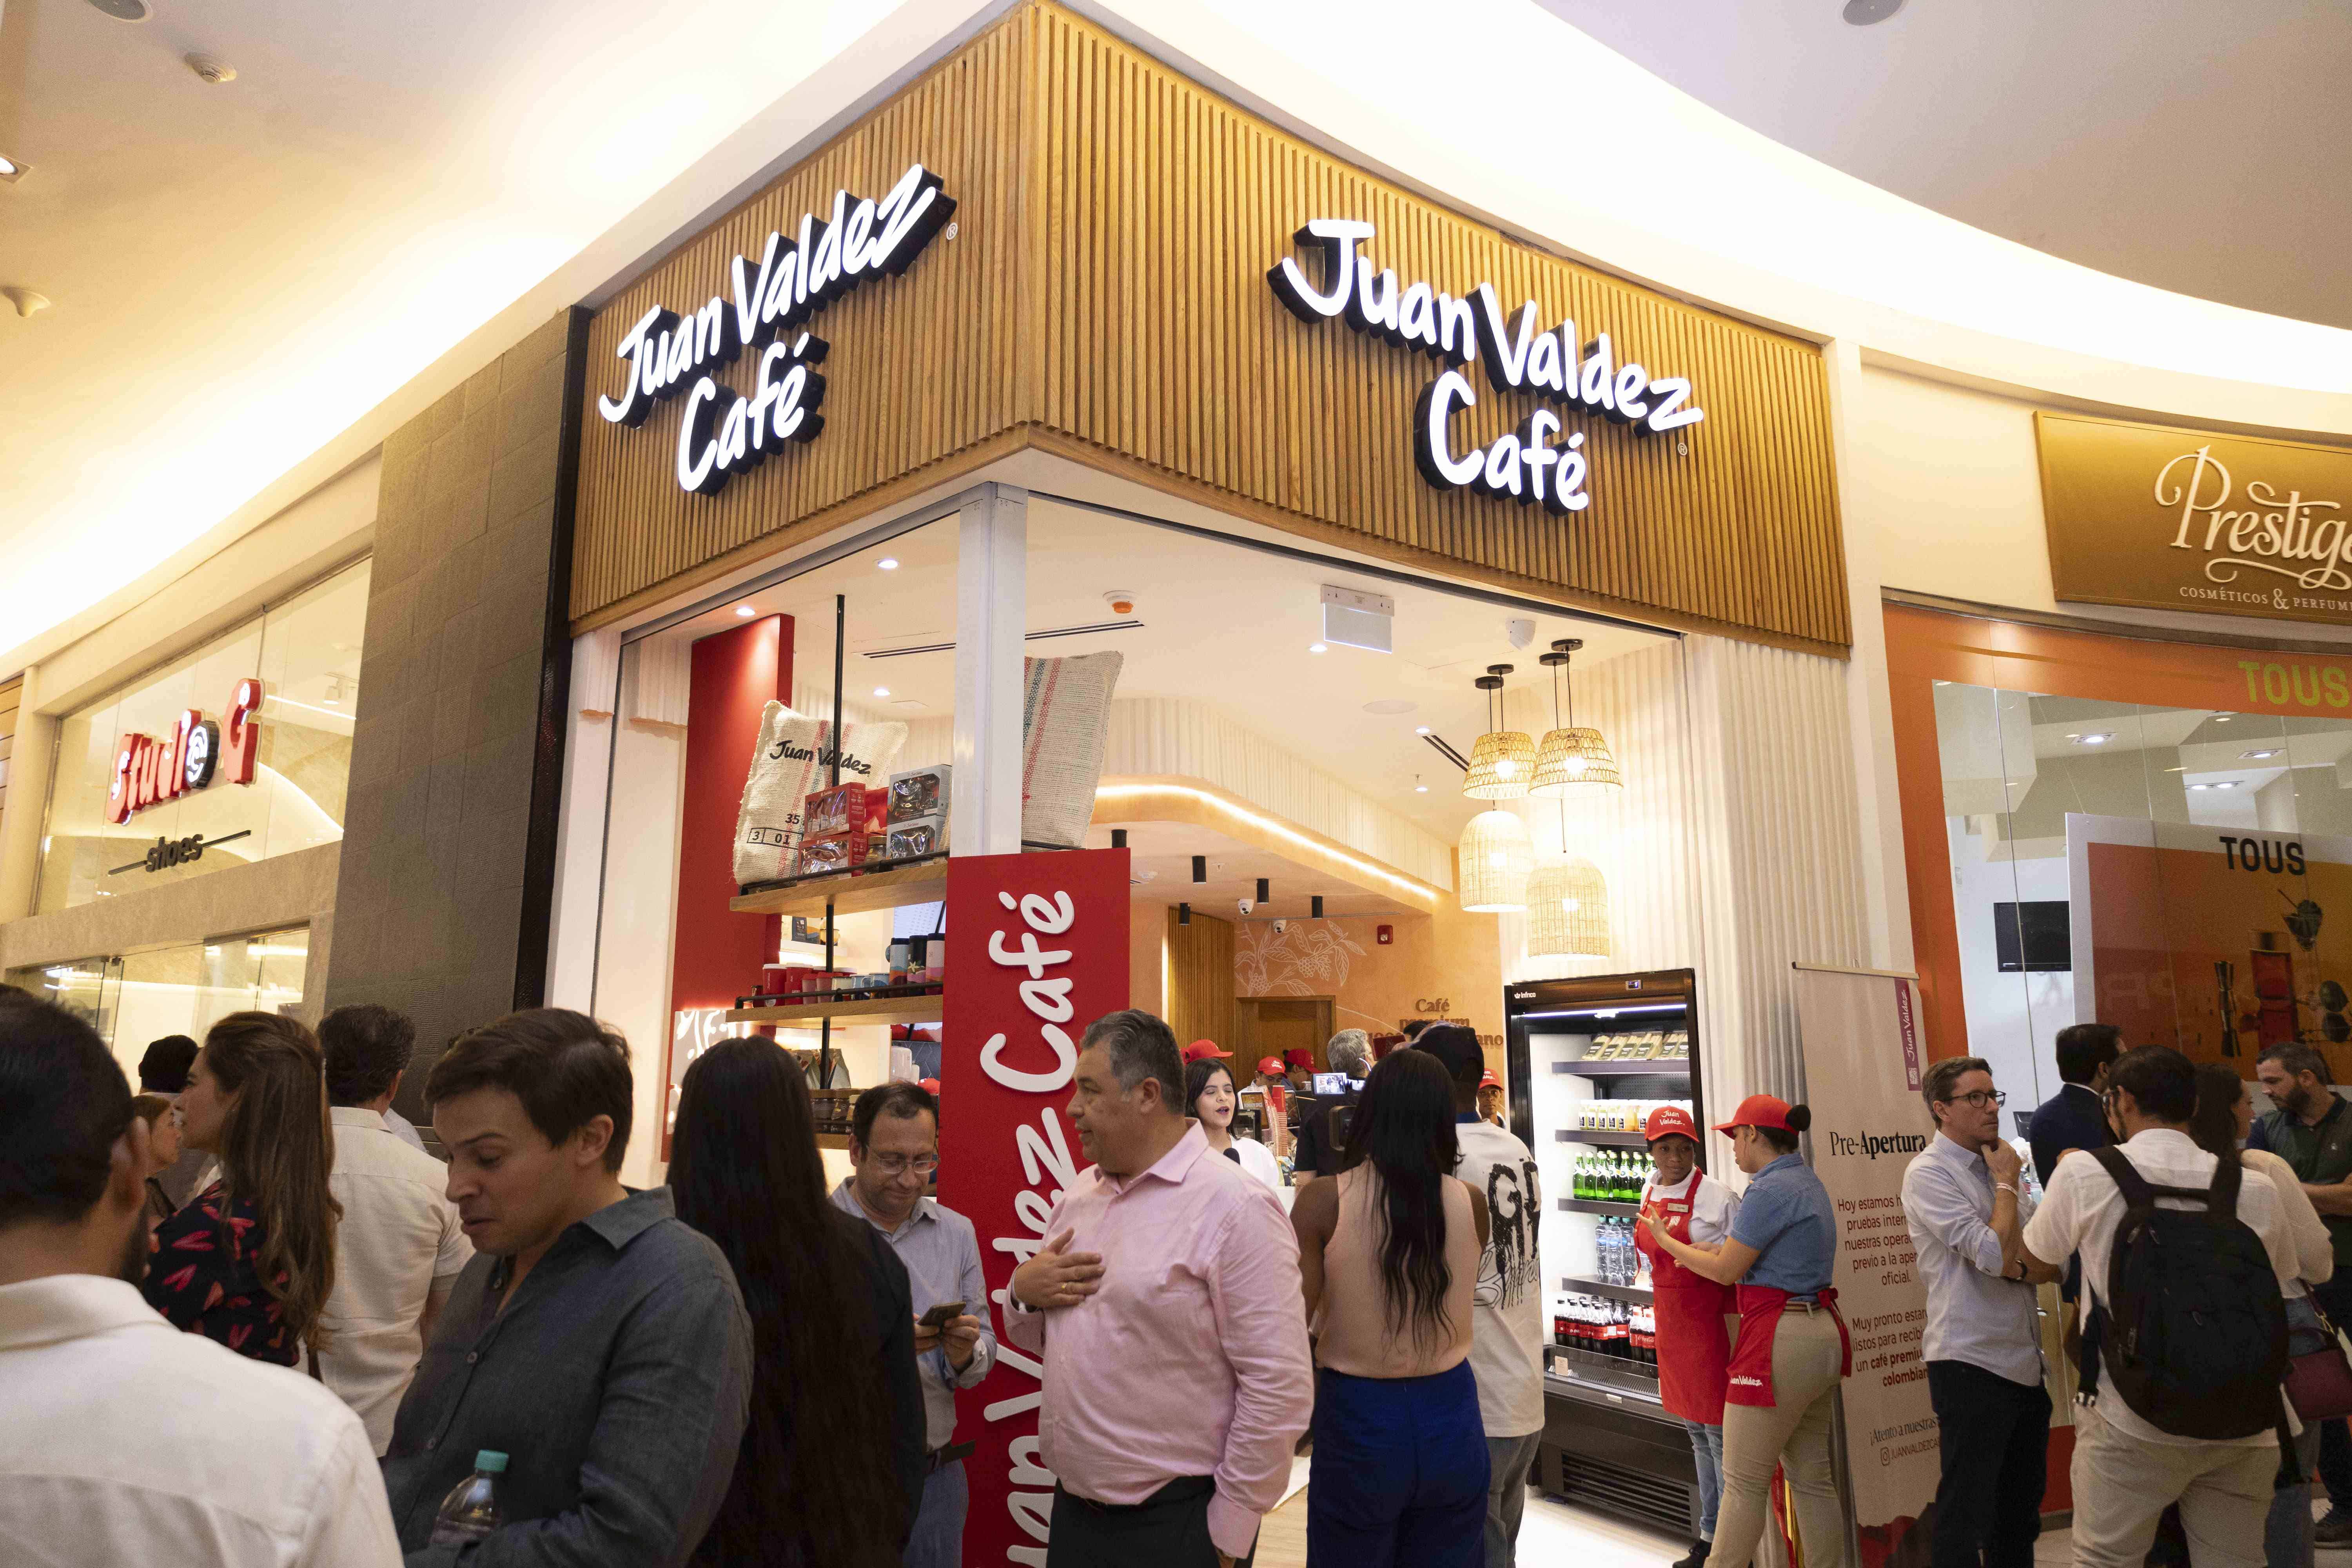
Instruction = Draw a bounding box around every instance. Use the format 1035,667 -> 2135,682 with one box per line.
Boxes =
1504,967 -> 1708,1539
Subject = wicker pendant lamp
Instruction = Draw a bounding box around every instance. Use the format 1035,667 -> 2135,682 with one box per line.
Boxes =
1526,854 -> 1612,957
1457,809 -> 1534,912
1531,639 -> 1622,797
1461,664 -> 1535,800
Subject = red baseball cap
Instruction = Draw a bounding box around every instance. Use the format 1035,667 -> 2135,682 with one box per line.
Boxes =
1713,1094 -> 1794,1136
1257,1056 -> 1286,1076
1644,1105 -> 1699,1143
1285,1049 -> 1314,1068
919,1078 -> 942,1096
1182,1040 -> 1231,1063
1479,1069 -> 1503,1090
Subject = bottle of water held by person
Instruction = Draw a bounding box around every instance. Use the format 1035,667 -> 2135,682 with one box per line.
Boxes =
430,1450 -> 508,1546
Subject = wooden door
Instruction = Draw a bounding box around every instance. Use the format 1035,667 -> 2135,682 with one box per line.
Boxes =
1241,997 -> 1334,1072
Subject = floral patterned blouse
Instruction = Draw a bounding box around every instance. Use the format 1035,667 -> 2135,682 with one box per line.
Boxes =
140,1181 -> 298,1367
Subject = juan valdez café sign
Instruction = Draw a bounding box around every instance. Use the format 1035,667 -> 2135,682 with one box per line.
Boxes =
105,679 -> 265,825
942,848 -> 1130,1568
595,163 -> 954,496
2038,411 -> 2352,629
1267,220 -> 1707,515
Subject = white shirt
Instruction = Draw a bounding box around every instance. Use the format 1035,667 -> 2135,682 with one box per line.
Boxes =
0,1274 -> 402,1566
1457,1120 -> 1546,1437
316,1106 -> 473,1453
1217,1132 -> 1283,1194
2024,1128 -> 2298,1447
380,1105 -> 427,1152
1642,1167 -> 1740,1247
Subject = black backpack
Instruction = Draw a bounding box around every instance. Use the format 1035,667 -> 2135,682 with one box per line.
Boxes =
2089,1146 -> 2288,1440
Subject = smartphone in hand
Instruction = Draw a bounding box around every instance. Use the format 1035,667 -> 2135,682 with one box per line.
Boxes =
918,1299 -> 968,1330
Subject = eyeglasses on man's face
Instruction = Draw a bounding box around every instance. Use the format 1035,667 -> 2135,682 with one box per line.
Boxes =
1945,1089 -> 2007,1109
868,1153 -> 940,1177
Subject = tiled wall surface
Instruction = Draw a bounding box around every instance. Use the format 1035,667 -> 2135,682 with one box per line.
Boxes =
328,310 -> 577,1113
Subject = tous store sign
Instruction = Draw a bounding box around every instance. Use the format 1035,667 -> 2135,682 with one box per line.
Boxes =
594,163 -> 954,496
1268,220 -> 1707,516
2039,411 -> 2352,629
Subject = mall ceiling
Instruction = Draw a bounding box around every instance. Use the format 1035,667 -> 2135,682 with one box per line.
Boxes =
1536,0 -> 2352,332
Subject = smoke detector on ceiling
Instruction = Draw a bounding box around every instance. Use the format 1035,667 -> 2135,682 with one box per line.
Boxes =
186,54 -> 238,85
1103,589 -> 1137,615
85,0 -> 151,19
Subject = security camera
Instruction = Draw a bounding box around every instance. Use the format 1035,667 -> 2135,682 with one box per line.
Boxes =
1237,897 -> 1255,916
1272,918 -> 1289,935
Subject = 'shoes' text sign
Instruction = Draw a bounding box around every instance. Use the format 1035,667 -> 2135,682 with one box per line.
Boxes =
1267,220 -> 1706,516
595,163 -> 954,496
942,848 -> 1131,1568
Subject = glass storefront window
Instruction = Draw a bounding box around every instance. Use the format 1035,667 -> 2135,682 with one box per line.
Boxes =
5,927 -> 310,1085
35,561 -> 367,913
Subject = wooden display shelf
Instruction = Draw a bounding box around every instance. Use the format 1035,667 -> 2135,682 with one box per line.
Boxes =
725,993 -> 947,1026
730,858 -> 949,919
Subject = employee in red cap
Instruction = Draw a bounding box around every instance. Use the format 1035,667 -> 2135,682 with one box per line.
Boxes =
1642,1094 -> 1847,1568
1254,1056 -> 1292,1162
1477,1069 -> 1507,1129
1182,1039 -> 1230,1065
1631,1106 -> 1742,1568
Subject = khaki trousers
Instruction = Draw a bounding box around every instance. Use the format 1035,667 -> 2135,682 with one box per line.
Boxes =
1706,1308 -> 1849,1568
2069,1401 -> 2273,1568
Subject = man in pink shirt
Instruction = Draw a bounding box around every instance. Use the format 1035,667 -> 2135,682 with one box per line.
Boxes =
1007,1010 -> 1314,1567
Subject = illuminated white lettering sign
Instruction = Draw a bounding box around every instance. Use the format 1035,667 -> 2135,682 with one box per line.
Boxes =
597,163 -> 954,496
1267,221 -> 1705,514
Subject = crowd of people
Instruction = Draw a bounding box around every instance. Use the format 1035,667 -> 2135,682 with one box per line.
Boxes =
5,978 -> 2347,1568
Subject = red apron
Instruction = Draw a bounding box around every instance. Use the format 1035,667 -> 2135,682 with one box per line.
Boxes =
1724,1285 -> 1851,1408
1635,1180 -> 1735,1425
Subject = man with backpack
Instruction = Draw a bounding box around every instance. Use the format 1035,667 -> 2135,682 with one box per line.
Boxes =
2249,1040 -> 2352,1544
2020,1045 -> 2299,1568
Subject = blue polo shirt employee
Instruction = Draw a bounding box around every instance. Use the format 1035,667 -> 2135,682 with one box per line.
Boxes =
1642,1095 -> 1848,1568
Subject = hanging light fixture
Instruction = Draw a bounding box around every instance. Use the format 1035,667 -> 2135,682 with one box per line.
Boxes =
1531,639 -> 1621,796
1527,855 -> 1612,957
1457,809 -> 1534,912
1461,665 -> 1535,799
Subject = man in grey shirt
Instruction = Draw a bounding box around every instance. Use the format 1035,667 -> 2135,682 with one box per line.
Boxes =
833,1081 -> 995,1568
1900,1055 -> 2057,1568
381,1010 -> 751,1567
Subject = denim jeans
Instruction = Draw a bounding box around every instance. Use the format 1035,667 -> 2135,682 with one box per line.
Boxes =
1682,1420 -> 1725,1540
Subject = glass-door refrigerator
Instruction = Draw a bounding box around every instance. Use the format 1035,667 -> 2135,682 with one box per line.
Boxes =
1506,967 -> 1707,1539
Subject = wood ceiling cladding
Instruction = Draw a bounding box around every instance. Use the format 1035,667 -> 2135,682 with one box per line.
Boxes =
570,2 -> 1849,655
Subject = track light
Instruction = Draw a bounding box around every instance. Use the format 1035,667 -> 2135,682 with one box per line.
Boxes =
1256,878 -> 1270,904
1192,855 -> 1207,883
1111,829 -> 1127,848
1178,902 -> 1192,926
1311,895 -> 1325,919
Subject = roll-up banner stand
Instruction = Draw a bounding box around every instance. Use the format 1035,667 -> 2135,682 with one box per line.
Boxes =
943,848 -> 1131,1568
1792,962 -> 1938,1568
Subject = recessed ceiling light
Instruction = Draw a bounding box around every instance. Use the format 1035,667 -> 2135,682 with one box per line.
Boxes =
1415,725 -> 1433,735
2215,716 -> 2234,724
735,605 -> 755,618
873,686 -> 891,697
877,557 -> 899,571
0,154 -> 25,184
2078,733 -> 2112,746
85,0 -> 150,18
1308,643 -> 1327,654
1842,0 -> 1902,22
2241,749 -> 2282,760
1364,699 -> 1417,715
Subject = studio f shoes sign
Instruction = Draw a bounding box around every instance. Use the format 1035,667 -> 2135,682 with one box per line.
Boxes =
104,679 -> 264,825
595,163 -> 955,496
1267,220 -> 1706,515
941,848 -> 1130,1568
2038,411 -> 2352,628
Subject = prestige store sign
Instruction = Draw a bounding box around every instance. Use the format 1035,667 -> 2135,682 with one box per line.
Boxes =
2039,411 -> 2352,629
1267,220 -> 1707,515
595,163 -> 955,496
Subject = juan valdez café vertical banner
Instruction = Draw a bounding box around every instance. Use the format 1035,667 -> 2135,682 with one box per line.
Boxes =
943,848 -> 1130,1568
1792,963 -> 1938,1568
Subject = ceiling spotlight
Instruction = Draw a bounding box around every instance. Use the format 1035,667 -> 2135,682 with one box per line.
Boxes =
2241,749 -> 2282,760
1256,878 -> 1270,904
2,287 -> 51,319
185,53 -> 237,85
1414,772 -> 1428,794
85,0 -> 151,19
1308,643 -> 1328,655
873,686 -> 890,698
877,557 -> 899,571
1111,829 -> 1128,849
2215,716 -> 2234,724
1192,855 -> 1207,883
1415,725 -> 1432,736
2069,732 -> 2113,746
734,605 -> 755,618
0,154 -> 25,183
1311,895 -> 1325,919
1842,0 -> 1902,22
1178,902 -> 1192,927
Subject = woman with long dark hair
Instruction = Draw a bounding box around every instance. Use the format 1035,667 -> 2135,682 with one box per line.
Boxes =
668,1040 -> 925,1566
143,1011 -> 341,1367
1292,1046 -> 1490,1566
2192,1062 -> 2335,1568
1187,1055 -> 1283,1192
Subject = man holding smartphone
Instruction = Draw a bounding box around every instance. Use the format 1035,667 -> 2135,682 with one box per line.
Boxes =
836,1082 -> 996,1568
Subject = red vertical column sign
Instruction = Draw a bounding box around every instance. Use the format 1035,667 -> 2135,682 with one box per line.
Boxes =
663,614 -> 792,1157
943,848 -> 1131,1568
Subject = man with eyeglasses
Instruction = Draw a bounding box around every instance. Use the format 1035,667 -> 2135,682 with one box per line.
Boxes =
834,1081 -> 995,1568
1901,1056 -> 2056,1568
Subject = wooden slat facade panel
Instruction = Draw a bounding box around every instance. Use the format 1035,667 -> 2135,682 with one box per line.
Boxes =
571,2 -> 1847,654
